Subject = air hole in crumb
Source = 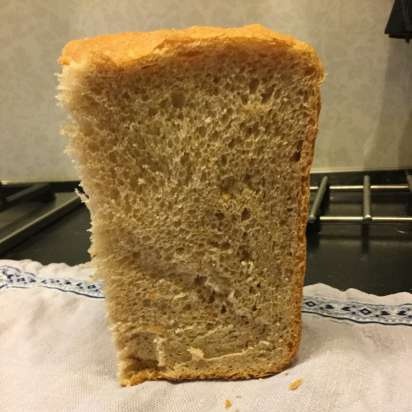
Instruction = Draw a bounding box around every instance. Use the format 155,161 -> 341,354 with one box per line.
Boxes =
210,131 -> 219,140
241,208 -> 251,221
256,282 -> 261,289
240,94 -> 248,105
149,125 -> 160,135
238,246 -> 251,261
175,247 -> 184,255
305,66 -> 316,76
222,108 -> 233,123
261,85 -> 274,103
88,142 -> 98,152
220,241 -> 230,250
220,176 -> 235,192
197,126 -> 207,137
221,305 -> 227,314
220,154 -> 228,167
215,211 -> 225,220
249,78 -> 259,93
206,322 -> 215,330
148,107 -> 157,117
249,286 -> 255,294
180,152 -> 190,165
243,173 -> 252,185
245,123 -> 258,137
208,292 -> 215,303
107,152 -> 116,163
194,275 -> 206,286
252,303 -> 257,311
291,140 -> 303,162
272,88 -> 281,100
299,89 -> 309,100
171,91 -> 185,109
279,217 -> 287,225
209,240 -> 220,248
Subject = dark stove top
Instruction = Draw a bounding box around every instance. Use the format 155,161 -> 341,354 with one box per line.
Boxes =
1,171 -> 412,295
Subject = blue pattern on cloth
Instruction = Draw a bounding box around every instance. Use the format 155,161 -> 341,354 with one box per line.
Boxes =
1,265 -> 411,326
0,265 -> 103,299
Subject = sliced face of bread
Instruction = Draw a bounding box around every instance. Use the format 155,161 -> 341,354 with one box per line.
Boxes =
58,24 -> 323,386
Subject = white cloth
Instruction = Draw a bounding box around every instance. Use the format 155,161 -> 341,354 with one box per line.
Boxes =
1,259 -> 411,412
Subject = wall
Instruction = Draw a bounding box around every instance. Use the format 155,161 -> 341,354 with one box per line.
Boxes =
1,0 -> 411,181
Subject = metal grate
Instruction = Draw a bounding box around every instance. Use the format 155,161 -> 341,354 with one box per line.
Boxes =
308,171 -> 412,226
0,182 -> 81,255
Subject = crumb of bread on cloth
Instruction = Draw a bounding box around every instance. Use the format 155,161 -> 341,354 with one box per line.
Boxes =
289,378 -> 303,391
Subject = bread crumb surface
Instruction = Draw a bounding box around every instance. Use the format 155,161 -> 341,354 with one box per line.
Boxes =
289,378 -> 303,391
225,399 -> 233,409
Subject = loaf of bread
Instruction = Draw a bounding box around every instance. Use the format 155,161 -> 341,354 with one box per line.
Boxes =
58,24 -> 323,386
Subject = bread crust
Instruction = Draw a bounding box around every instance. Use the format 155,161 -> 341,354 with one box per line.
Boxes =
59,24 -> 319,70
122,355 -> 295,386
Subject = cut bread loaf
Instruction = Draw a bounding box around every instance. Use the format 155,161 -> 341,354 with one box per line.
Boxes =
58,24 -> 323,386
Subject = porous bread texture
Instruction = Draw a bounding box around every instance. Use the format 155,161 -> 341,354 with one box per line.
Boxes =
58,25 -> 323,386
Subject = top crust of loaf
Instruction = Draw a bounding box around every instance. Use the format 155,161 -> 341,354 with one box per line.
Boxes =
59,24 -> 321,71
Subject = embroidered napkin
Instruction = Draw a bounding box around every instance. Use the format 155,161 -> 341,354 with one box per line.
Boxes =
1,259 -> 411,412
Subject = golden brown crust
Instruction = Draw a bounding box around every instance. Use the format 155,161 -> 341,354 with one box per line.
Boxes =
59,24 -> 318,69
122,354 -> 296,386
288,86 -> 323,369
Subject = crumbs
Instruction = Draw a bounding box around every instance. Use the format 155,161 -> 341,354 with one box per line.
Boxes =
224,399 -> 233,409
288,378 -> 303,391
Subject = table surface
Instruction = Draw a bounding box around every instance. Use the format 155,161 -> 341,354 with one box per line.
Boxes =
2,188 -> 412,296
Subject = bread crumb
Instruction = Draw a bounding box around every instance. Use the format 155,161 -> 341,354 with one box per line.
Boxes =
225,399 -> 233,409
187,347 -> 204,361
289,378 -> 303,391
284,372 -> 289,376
